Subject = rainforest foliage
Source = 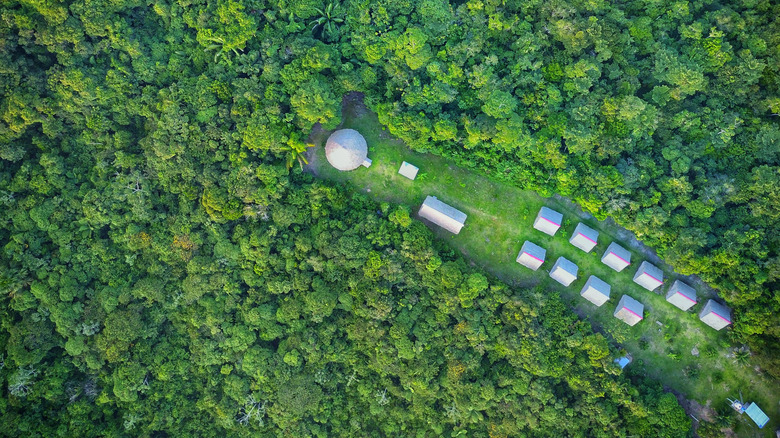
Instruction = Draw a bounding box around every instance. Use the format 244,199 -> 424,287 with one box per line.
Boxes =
0,0 -> 777,436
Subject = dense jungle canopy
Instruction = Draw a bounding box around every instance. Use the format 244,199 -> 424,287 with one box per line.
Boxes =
0,0 -> 778,436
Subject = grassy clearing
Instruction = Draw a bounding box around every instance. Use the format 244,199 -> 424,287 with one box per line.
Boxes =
305,97 -> 778,436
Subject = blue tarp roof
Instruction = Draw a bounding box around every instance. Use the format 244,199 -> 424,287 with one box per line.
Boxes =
745,403 -> 769,428
614,357 -> 630,369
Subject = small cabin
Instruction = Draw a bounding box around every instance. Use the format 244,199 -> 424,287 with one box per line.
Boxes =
398,161 -> 419,180
699,299 -> 732,330
569,223 -> 599,252
418,196 -> 467,234
730,399 -> 770,429
614,295 -> 644,326
744,403 -> 770,429
516,241 -> 546,271
614,356 -> 630,370
665,280 -> 697,311
549,257 -> 578,286
633,261 -> 664,291
601,242 -> 631,272
533,206 -> 563,236
580,275 -> 611,307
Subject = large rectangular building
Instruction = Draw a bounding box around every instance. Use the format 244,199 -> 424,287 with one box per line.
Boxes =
533,206 -> 563,236
699,299 -> 732,330
418,196 -> 467,234
633,261 -> 664,291
580,275 -> 611,307
516,241 -> 546,271
601,242 -> 631,272
665,280 -> 697,311
550,257 -> 578,286
569,223 -> 599,252
614,295 -> 644,326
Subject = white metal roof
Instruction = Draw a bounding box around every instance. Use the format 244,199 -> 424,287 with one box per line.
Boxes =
601,242 -> 631,272
550,257 -> 578,286
614,295 -> 644,326
418,196 -> 467,234
633,261 -> 664,291
325,129 -> 368,171
398,161 -> 419,180
580,275 -> 611,307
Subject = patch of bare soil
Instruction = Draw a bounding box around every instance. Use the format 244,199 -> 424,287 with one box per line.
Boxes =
342,91 -> 369,118
306,122 -> 328,145
667,388 -> 720,436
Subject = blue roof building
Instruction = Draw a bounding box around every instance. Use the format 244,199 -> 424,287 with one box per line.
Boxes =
744,402 -> 769,428
614,357 -> 630,369
730,399 -> 770,429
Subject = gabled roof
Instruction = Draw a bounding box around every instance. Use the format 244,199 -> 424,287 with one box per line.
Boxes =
665,280 -> 697,311
570,223 -> 599,252
701,300 -> 731,322
614,295 -> 644,326
699,299 -> 732,330
580,275 -> 611,307
537,206 -> 562,225
418,196 -> 467,234
601,242 -> 631,272
550,257 -> 578,286
517,241 -> 546,271
533,207 -> 563,236
633,261 -> 664,291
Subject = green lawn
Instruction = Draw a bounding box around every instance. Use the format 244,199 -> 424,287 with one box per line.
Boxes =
306,97 -> 778,436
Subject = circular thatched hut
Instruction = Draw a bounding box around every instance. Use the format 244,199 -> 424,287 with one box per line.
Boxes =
325,129 -> 369,171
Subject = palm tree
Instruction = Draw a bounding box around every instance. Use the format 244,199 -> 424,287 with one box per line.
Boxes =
310,2 -> 343,41
280,137 -> 314,171
203,36 -> 240,63
733,348 -> 751,365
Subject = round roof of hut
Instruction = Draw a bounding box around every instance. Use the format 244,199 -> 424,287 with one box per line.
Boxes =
325,129 -> 368,171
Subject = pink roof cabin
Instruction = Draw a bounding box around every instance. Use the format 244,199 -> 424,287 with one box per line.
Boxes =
516,241 -> 546,271
665,280 -> 697,311
569,223 -> 599,252
699,299 -> 732,330
601,242 -> 631,272
614,295 -> 644,326
632,261 -> 664,291
533,207 -> 563,236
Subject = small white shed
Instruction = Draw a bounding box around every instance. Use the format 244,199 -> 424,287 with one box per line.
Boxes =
418,196 -> 467,234
398,161 -> 419,180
